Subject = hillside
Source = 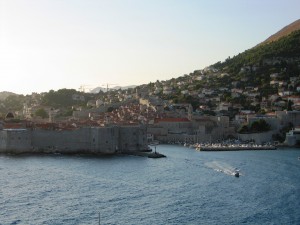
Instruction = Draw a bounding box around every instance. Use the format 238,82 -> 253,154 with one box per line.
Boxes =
260,19 -> 300,45
0,91 -> 17,101
90,85 -> 137,93
212,28 -> 300,74
1,20 -> 300,118
152,19 -> 300,111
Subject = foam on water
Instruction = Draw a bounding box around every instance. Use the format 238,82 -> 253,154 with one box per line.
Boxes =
205,160 -> 241,176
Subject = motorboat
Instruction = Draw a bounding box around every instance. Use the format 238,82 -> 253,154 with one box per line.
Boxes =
233,171 -> 240,177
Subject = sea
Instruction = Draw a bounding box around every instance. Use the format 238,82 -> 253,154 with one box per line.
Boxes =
0,145 -> 300,225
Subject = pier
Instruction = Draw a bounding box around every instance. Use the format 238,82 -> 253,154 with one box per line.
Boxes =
198,144 -> 276,151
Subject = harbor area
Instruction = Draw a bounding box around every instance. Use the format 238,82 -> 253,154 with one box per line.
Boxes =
182,139 -> 277,151
196,143 -> 277,151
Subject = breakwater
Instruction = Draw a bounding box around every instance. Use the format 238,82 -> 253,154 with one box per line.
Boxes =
198,144 -> 276,151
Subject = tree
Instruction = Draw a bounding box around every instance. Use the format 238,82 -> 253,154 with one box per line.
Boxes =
239,119 -> 271,133
287,100 -> 293,111
238,125 -> 249,133
107,107 -> 114,112
35,108 -> 48,119
41,88 -> 79,107
250,119 -> 271,132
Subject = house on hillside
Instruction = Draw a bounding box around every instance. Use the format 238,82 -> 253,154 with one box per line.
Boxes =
270,73 -> 280,79
72,94 -> 85,101
163,86 -> 173,95
217,102 -> 231,111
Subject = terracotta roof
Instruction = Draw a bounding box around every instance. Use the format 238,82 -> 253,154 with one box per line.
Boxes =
4,123 -> 24,129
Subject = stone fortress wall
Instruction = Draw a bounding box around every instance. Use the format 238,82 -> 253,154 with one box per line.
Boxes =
0,125 -> 148,154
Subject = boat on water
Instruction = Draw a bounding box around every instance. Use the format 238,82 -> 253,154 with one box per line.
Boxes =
234,171 -> 240,177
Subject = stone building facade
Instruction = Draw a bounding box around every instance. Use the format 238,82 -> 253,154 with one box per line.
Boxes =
147,116 -> 235,143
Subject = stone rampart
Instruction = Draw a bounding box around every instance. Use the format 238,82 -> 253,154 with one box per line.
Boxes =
0,125 -> 147,154
0,129 -> 31,153
237,131 -> 275,144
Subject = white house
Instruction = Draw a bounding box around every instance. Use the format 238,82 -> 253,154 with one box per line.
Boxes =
270,73 -> 280,79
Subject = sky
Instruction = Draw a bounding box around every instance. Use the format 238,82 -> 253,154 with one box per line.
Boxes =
0,0 -> 300,95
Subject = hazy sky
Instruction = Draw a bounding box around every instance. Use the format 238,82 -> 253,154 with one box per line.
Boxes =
1,0 -> 299,95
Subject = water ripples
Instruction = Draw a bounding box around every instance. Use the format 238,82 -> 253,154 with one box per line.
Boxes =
1,147 -> 300,224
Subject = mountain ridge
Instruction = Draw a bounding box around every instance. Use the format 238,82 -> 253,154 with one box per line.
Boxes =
260,19 -> 300,45
212,23 -> 300,74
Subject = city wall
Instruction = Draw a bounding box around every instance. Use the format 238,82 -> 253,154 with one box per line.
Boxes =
0,129 -> 31,153
0,125 -> 148,154
237,131 -> 274,144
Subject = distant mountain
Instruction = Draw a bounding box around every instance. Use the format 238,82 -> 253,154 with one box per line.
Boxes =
260,19 -> 300,45
0,91 -> 17,101
90,85 -> 137,93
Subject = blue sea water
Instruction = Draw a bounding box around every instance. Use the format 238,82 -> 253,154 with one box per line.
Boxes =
0,145 -> 300,225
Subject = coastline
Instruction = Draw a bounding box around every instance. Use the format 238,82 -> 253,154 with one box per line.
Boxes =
0,148 -> 166,158
1,144 -> 299,157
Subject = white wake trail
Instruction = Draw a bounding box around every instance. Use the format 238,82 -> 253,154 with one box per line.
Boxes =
205,161 -> 240,176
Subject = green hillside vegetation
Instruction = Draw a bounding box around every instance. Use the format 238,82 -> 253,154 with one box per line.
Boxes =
0,95 -> 27,116
213,30 -> 300,74
238,119 -> 271,133
41,89 -> 89,107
